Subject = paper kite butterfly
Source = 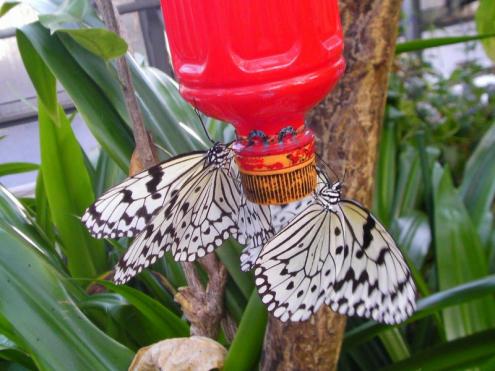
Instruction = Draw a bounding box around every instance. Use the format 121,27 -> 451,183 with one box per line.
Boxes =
82,142 -> 272,284
249,170 -> 416,324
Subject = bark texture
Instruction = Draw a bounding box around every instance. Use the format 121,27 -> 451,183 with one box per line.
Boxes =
261,1 -> 403,370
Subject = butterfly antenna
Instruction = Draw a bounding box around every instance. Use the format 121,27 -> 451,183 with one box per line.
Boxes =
315,153 -> 340,182
192,103 -> 215,145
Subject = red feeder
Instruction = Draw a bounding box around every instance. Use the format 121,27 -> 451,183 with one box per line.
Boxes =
160,0 -> 345,204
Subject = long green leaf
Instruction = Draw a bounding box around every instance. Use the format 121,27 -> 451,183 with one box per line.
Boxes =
59,31 -> 208,157
0,163 -> 39,178
37,0 -> 91,33
223,292 -> 267,371
132,63 -> 209,154
17,23 -> 134,171
459,123 -> 495,233
18,31 -> 107,277
378,329 -> 410,362
33,170 -> 56,243
433,164 -> 495,339
58,33 -> 131,129
0,184 -> 61,267
98,281 -> 189,340
394,211 -> 431,269
216,241 -> 254,300
0,1 -> 19,17
93,151 -> 126,197
382,329 -> 495,371
476,0 -> 495,62
57,28 -> 127,61
373,110 -> 396,227
396,33 -> 495,54
0,230 -> 133,370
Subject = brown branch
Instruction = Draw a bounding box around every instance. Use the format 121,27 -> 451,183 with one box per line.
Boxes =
176,257 -> 228,338
95,0 -> 157,171
261,0 -> 404,370
95,0 -> 227,339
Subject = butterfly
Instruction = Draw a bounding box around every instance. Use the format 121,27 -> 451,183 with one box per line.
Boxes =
82,142 -> 272,284
239,169 -> 328,272
240,196 -> 313,272
254,171 -> 416,324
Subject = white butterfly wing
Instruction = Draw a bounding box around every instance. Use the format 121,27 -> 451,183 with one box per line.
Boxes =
82,152 -> 205,239
239,197 -> 312,272
254,203 -> 346,322
240,241 -> 262,272
237,196 -> 273,272
114,154 -> 242,284
168,164 -> 241,260
239,167 -> 323,273
326,200 -> 416,324
270,197 -> 314,233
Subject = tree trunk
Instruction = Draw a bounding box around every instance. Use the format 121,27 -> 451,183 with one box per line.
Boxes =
260,1 -> 403,370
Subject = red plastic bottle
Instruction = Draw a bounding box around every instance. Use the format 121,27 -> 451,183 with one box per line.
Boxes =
160,0 -> 345,204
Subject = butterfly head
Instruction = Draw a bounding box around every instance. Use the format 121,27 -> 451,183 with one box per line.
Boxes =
207,142 -> 230,167
317,181 -> 342,208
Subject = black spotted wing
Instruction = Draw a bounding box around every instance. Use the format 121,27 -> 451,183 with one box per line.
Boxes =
82,152 -> 205,239
240,195 -> 314,272
326,200 -> 416,324
113,149 -> 273,285
254,198 -> 416,324
254,203 -> 346,321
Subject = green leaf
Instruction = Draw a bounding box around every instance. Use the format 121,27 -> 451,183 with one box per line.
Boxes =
17,23 -> 134,171
33,170 -> 56,243
39,102 -> 106,277
133,64 -> 210,154
344,275 -> 495,349
224,292 -> 267,371
373,110 -> 396,227
0,184 -> 61,268
481,354 -> 495,371
0,162 -> 39,178
459,123 -> 495,233
56,28 -> 208,158
93,151 -> 126,197
57,33 -> 131,129
382,329 -> 495,371
98,281 -> 189,340
0,230 -> 134,370
216,241 -> 254,300
378,329 -> 410,362
476,0 -> 495,62
432,164 -> 495,339
394,211 -> 431,269
0,1 -> 19,18
17,31 -> 106,277
38,0 -> 91,33
396,33 -> 495,54
58,28 -> 127,61
392,145 -> 440,218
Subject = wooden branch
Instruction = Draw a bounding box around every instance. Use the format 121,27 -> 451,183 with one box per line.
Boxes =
176,257 -> 228,338
95,0 -> 157,171
95,0 -> 227,339
261,0 -> 404,369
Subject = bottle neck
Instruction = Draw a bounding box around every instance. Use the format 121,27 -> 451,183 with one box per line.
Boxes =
233,128 -> 317,205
